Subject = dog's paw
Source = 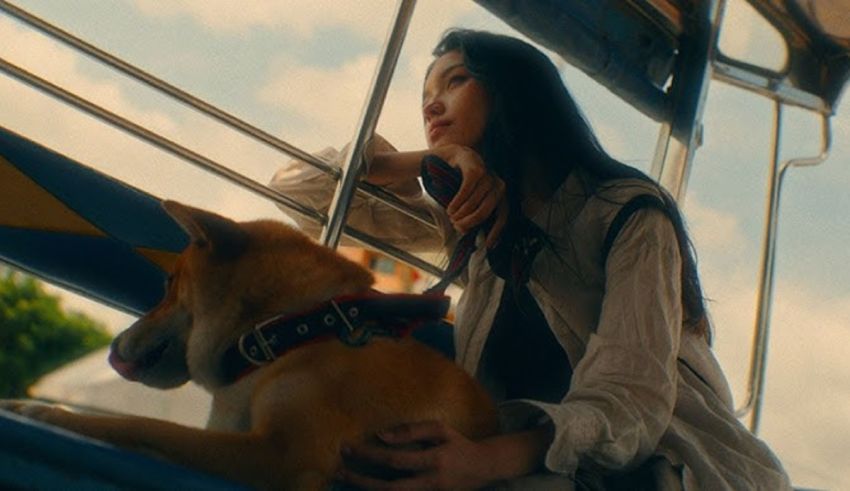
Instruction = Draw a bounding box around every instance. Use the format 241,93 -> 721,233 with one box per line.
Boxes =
0,399 -> 67,423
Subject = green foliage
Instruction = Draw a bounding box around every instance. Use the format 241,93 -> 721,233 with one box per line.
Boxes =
0,270 -> 111,398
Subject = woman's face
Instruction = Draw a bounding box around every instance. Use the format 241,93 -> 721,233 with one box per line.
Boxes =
422,51 -> 490,149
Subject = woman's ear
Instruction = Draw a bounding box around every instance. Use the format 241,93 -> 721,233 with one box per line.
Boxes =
162,200 -> 248,261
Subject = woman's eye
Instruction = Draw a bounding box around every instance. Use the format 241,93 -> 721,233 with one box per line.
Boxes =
447,75 -> 467,88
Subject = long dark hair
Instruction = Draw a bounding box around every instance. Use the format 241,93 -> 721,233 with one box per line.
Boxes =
433,29 -> 708,338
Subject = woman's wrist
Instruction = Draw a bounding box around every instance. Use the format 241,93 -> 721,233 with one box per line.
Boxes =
365,149 -> 428,186
480,422 -> 555,482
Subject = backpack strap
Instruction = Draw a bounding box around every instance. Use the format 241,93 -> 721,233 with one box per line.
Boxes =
601,194 -> 670,266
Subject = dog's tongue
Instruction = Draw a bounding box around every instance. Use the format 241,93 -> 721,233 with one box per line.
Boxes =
108,349 -> 139,381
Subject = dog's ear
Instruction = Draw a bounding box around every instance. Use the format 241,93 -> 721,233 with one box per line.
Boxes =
163,201 -> 248,261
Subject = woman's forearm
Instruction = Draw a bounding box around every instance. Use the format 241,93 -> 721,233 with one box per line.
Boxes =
482,422 -> 555,482
366,150 -> 428,186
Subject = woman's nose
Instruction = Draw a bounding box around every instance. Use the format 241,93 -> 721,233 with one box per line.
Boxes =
423,99 -> 445,120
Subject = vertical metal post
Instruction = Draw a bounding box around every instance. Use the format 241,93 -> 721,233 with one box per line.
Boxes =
743,100 -> 783,434
736,108 -> 831,433
320,0 -> 417,248
650,0 -> 723,200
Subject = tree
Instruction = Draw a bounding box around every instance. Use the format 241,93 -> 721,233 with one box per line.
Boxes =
0,269 -> 111,398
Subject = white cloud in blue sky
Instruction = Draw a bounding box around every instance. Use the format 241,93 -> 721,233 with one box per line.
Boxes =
1,0 -> 848,488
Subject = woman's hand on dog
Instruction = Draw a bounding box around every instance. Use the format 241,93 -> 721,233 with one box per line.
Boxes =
339,420 -> 555,490
338,420 -> 499,490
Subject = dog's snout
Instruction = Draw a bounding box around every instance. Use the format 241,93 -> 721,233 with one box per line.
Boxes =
109,333 -> 123,353
108,343 -> 139,381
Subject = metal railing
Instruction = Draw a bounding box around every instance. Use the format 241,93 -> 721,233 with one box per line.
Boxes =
706,18 -> 835,432
0,0 -> 435,229
732,103 -> 832,433
0,0 -> 444,279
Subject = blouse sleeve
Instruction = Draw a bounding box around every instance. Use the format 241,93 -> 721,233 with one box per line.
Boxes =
500,207 -> 682,474
267,138 -> 456,253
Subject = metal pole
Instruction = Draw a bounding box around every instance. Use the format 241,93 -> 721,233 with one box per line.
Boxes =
737,101 -> 783,434
650,0 -> 721,200
735,106 -> 832,433
320,0 -> 416,248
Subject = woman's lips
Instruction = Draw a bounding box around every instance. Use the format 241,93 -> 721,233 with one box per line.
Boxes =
428,121 -> 450,140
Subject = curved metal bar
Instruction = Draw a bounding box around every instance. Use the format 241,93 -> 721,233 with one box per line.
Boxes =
0,0 -> 437,232
779,113 -> 832,175
734,106 -> 832,434
321,0 -> 416,248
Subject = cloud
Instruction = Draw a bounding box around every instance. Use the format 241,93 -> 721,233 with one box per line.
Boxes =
132,0 -> 395,38
680,196 -> 850,489
252,0 -> 484,153
130,0 -> 477,44
255,52 -> 430,153
685,195 -> 750,262
258,54 -> 378,150
751,282 -> 850,490
697,258 -> 850,490
718,0 -> 787,71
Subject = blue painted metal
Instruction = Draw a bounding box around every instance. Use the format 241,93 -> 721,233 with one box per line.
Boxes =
0,126 -> 188,315
0,228 -> 169,314
0,411 -> 248,490
0,127 -> 188,252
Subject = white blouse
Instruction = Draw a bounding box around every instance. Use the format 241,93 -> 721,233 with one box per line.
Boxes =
270,145 -> 792,490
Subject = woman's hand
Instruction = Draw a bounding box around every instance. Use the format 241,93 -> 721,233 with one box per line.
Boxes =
428,144 -> 508,248
366,142 -> 507,247
339,420 -> 555,490
338,421 -> 499,490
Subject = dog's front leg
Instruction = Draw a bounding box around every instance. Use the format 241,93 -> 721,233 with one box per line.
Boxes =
0,400 -> 294,490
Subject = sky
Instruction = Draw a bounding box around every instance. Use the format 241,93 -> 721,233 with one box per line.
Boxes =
0,0 -> 848,488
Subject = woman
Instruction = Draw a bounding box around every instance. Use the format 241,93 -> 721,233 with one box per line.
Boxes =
270,30 -> 790,490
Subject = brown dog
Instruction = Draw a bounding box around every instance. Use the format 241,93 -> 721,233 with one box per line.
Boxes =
1,201 -> 498,490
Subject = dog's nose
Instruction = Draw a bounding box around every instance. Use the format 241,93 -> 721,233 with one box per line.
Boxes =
108,348 -> 139,381
108,335 -> 139,381
109,333 -> 125,357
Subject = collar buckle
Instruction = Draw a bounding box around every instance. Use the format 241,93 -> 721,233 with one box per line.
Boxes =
237,326 -> 278,366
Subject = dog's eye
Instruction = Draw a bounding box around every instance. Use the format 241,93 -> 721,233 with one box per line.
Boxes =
165,274 -> 175,289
